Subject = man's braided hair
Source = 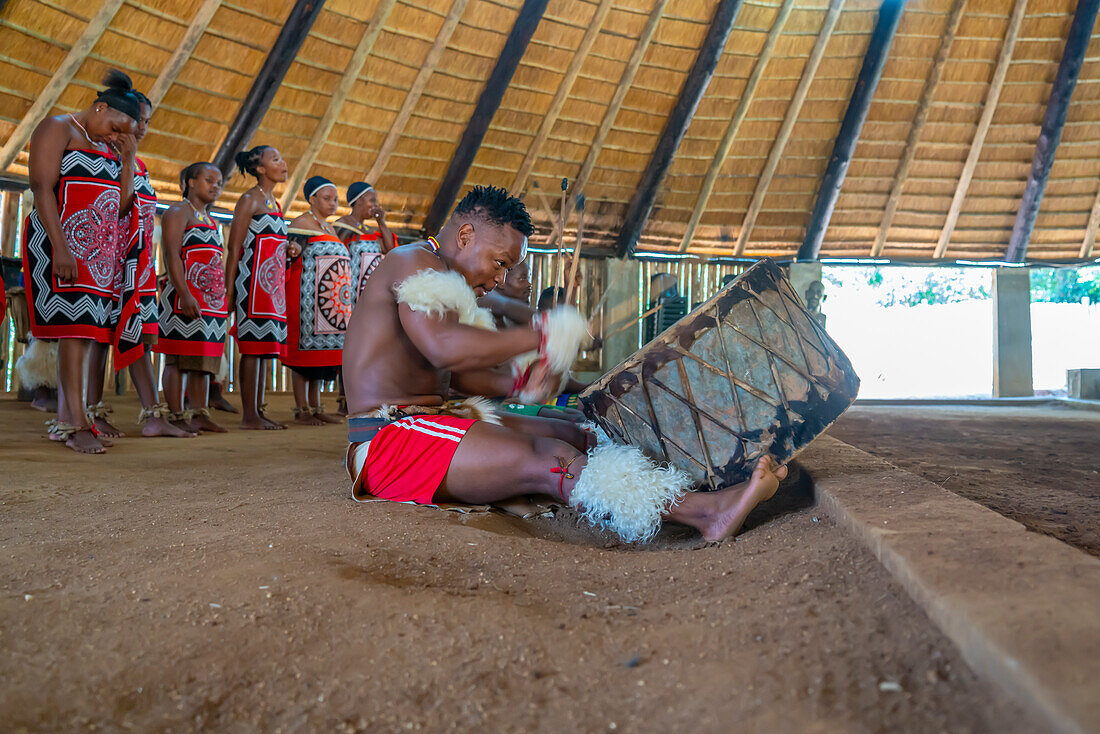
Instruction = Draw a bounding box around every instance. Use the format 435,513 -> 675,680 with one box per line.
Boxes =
453,185 -> 533,237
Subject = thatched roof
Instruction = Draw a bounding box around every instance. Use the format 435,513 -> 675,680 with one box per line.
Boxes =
2,0 -> 1099,262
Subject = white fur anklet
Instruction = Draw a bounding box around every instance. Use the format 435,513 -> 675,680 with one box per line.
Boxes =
570,442 -> 693,543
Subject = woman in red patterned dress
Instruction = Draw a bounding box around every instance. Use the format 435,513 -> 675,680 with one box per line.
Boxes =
22,71 -> 141,454
225,145 -> 300,430
284,176 -> 349,425
84,92 -> 194,440
156,162 -> 228,433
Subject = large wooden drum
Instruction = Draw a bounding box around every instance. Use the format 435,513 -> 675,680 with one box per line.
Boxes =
579,259 -> 859,490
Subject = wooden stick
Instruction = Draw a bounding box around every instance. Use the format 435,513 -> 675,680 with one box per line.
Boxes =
871,0 -> 965,257
603,303 -> 663,339
282,0 -> 397,212
530,180 -> 560,245
148,0 -> 223,110
934,0 -> 1028,259
556,178 -> 568,286
565,194 -> 587,304
678,0 -> 795,253
1080,183 -> 1100,258
368,0 -> 469,184
0,0 -> 126,171
733,0 -> 843,256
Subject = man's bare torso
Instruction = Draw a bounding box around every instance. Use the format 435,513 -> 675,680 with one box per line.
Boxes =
342,243 -> 448,414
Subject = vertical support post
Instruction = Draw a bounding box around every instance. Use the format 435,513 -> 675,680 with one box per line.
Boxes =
601,258 -> 641,370
796,0 -> 904,262
1,190 -> 20,257
787,261 -> 822,307
1005,0 -> 1100,263
992,268 -> 1033,398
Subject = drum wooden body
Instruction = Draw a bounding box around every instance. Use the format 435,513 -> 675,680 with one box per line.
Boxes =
579,259 -> 859,490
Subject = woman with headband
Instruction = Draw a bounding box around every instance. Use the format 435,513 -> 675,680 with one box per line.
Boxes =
335,181 -> 395,299
21,69 -> 142,454
283,175 -> 349,425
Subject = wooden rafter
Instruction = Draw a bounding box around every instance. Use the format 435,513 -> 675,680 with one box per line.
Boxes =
147,0 -> 223,110
281,0 -> 397,211
870,0 -> 965,258
677,0 -> 795,253
422,0 -> 550,234
367,0 -> 470,185
934,0 -> 1028,260
509,0 -> 614,196
211,0 -> 327,178
614,0 -> 746,258
1006,0 -> 1100,262
0,0 -> 126,172
797,0 -> 904,262
733,0 -> 843,257
545,0 -> 670,252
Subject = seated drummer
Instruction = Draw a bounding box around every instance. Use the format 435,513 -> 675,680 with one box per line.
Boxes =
342,185 -> 787,544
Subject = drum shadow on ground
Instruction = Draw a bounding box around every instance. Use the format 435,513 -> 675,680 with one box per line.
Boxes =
459,461 -> 816,551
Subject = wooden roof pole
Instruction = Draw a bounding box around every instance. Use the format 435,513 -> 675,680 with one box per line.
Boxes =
509,0 -> 614,196
677,0 -> 796,253
0,0 -> 126,172
211,0 -> 327,179
614,0 -> 745,258
422,0 -> 550,235
147,0 -> 224,110
1006,0 -> 1100,263
733,0 -> 843,257
1079,184 -> 1100,259
870,0 -> 965,258
797,0 -> 904,262
545,0 -> 670,252
934,0 -> 1027,259
367,0 -> 470,185
281,0 -> 397,211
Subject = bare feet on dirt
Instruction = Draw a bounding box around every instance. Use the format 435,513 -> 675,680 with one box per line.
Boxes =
142,417 -> 197,438
670,456 -> 788,542
294,410 -> 327,426
260,412 -> 288,430
30,389 -> 57,412
191,413 -> 228,433
65,428 -> 106,455
316,412 -> 343,424
91,417 -> 125,438
210,391 -> 239,414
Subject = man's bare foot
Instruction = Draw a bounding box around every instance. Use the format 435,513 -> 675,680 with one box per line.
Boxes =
294,408 -> 327,426
142,416 -> 197,438
91,416 -> 125,438
210,390 -> 239,414
670,456 -> 788,543
65,428 -> 106,455
315,411 -> 343,424
260,413 -> 288,430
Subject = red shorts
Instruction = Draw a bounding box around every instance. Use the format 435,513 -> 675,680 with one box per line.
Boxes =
347,415 -> 477,504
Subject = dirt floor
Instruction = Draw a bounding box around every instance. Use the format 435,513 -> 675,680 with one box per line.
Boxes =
0,394 -> 1040,733
829,404 -> 1100,558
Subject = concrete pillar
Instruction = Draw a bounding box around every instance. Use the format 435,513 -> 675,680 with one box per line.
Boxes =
787,261 -> 823,307
601,257 -> 640,372
992,267 -> 1034,397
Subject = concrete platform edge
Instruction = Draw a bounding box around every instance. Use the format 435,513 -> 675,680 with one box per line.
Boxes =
803,435 -> 1100,734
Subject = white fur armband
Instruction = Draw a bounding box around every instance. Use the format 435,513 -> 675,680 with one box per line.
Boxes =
394,269 -> 496,329
533,305 -> 588,375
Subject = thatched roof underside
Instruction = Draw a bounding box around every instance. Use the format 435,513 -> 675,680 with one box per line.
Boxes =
2,0 -> 1099,261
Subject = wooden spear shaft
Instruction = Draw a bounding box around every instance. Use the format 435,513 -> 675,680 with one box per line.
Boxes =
565,194 -> 586,304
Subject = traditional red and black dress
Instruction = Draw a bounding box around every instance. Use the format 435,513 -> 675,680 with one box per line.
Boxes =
133,158 -> 159,341
283,228 -> 353,381
234,205 -> 287,356
22,147 -> 144,367
154,220 -> 228,372
335,220 -> 383,302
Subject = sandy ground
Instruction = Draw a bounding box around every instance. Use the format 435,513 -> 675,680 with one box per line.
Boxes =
830,404 -> 1100,557
0,394 -> 1039,732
